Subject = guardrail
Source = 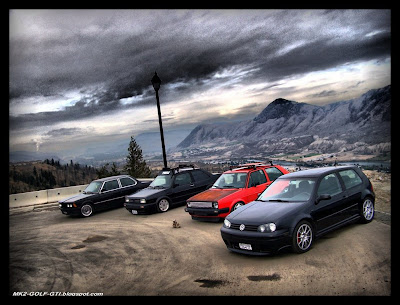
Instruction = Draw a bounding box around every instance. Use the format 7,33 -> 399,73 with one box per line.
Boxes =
9,178 -> 154,209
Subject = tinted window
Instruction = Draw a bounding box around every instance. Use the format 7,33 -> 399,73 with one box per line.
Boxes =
174,172 -> 192,186
120,177 -> 136,187
248,170 -> 267,187
339,169 -> 363,189
266,167 -> 284,181
317,173 -> 342,196
191,170 -> 209,182
102,180 -> 120,191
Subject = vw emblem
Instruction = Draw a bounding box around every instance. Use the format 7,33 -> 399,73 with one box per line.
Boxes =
239,224 -> 245,231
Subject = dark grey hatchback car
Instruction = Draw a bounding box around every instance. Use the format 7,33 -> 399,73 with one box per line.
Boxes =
221,166 -> 375,255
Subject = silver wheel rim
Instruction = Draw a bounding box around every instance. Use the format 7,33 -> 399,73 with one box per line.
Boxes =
297,223 -> 312,251
81,204 -> 92,217
233,202 -> 244,210
158,199 -> 169,212
363,199 -> 374,221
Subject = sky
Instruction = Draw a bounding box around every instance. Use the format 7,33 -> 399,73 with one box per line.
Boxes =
9,9 -> 391,159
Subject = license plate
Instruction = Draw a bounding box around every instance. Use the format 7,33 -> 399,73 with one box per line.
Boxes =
239,243 -> 252,250
131,210 -> 138,215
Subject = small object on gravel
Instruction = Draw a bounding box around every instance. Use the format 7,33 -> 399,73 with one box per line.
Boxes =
172,219 -> 181,228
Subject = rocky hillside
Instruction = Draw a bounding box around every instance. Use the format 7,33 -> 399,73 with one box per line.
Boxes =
174,85 -> 391,160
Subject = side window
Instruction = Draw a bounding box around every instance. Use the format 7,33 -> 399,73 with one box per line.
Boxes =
102,180 -> 120,192
120,177 -> 137,187
339,169 -> 363,189
174,172 -> 192,186
248,170 -> 267,187
265,167 -> 284,181
191,170 -> 209,182
317,173 -> 342,196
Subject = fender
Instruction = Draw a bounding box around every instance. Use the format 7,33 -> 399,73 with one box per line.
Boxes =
230,199 -> 246,212
288,213 -> 315,236
156,195 -> 172,205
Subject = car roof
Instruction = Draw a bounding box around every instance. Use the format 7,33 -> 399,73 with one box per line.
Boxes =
279,165 -> 358,179
225,163 -> 279,174
93,175 -> 133,182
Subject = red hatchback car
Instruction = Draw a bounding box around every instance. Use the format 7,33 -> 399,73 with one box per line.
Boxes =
185,163 -> 289,221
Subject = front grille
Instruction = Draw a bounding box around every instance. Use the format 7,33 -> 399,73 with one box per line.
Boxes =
231,223 -> 258,232
188,201 -> 213,208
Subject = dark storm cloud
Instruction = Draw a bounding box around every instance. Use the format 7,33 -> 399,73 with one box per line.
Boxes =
9,9 -> 391,131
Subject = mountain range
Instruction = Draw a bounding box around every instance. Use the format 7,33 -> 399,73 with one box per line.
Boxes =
173,85 -> 391,161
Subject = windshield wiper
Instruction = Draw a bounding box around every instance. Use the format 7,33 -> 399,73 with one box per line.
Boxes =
266,199 -> 290,202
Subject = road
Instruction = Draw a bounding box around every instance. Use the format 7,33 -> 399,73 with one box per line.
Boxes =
9,204 -> 391,296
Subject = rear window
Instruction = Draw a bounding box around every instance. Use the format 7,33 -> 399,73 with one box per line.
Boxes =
191,170 -> 210,182
265,167 -> 284,181
339,169 -> 363,189
120,177 -> 136,187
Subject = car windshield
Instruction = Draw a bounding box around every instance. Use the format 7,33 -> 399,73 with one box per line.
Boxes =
258,178 -> 316,202
149,174 -> 172,188
212,172 -> 248,189
84,181 -> 103,194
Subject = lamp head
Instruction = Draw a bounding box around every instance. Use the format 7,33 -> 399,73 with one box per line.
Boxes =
151,72 -> 161,91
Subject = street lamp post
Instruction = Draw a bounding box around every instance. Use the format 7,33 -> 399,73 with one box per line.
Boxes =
151,72 -> 168,169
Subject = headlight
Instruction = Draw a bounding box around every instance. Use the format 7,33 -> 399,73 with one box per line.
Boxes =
212,202 -> 218,209
223,219 -> 231,228
140,198 -> 146,204
187,202 -> 191,207
125,197 -> 130,203
258,223 -> 276,233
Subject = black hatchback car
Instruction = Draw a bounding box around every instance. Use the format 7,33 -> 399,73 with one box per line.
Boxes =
221,166 -> 375,255
125,165 -> 219,214
59,175 -> 150,217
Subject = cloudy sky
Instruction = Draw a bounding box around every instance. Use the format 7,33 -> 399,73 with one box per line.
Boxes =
9,9 -> 391,158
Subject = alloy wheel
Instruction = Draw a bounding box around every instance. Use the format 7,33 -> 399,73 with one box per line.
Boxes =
296,223 -> 312,251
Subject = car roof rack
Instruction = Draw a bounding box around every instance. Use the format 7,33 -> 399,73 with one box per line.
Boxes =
161,164 -> 198,174
229,161 -> 273,171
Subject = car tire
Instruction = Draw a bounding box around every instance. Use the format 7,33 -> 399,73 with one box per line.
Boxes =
232,201 -> 245,212
360,197 -> 374,223
292,220 -> 313,254
80,203 -> 93,217
157,198 -> 170,213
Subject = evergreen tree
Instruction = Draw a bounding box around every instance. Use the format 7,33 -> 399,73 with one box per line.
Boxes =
110,162 -> 120,176
125,136 -> 151,178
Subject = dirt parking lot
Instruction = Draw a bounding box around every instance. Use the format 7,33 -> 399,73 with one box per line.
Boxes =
9,203 -> 390,296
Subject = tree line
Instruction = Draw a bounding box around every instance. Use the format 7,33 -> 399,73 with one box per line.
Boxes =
9,135 -> 152,194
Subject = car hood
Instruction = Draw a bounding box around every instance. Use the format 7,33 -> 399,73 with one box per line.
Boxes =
59,193 -> 94,203
227,200 -> 306,224
188,188 -> 240,202
126,187 -> 166,199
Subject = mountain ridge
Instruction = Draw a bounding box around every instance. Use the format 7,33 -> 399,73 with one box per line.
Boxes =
174,85 -> 391,160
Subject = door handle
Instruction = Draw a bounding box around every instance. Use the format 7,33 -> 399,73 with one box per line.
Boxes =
190,183 -> 195,187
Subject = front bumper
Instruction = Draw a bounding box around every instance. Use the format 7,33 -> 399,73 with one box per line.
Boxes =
220,226 -> 291,255
124,202 -> 157,214
185,207 -> 229,220
59,207 -> 81,216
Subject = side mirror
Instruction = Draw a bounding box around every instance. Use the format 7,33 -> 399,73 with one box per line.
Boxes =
316,194 -> 331,204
